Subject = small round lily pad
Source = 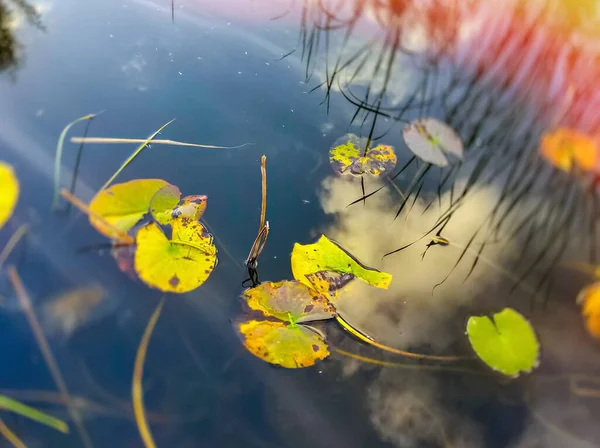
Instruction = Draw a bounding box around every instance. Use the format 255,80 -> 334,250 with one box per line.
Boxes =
329,133 -> 397,177
402,118 -> 463,167
466,308 -> 540,377
237,319 -> 329,368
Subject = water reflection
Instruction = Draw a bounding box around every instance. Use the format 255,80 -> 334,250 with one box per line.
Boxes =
0,0 -> 598,447
0,0 -> 43,73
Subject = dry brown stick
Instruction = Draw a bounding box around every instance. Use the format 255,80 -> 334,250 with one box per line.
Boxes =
59,189 -> 134,245
0,225 -> 28,271
259,155 -> 267,230
245,156 -> 269,267
0,417 -> 26,448
8,267 -> 94,448
70,137 -> 253,150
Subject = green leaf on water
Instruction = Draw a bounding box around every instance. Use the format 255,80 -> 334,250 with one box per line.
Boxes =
88,179 -> 177,240
291,235 -> 392,290
0,394 -> 68,434
466,307 -> 540,377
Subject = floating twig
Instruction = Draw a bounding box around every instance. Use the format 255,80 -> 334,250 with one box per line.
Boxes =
244,156 -> 269,286
70,137 -> 254,150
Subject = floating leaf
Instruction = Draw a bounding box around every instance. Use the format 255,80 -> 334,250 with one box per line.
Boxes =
0,162 -> 19,230
0,394 -> 68,434
134,217 -> 217,293
291,235 -> 392,290
89,179 -> 176,240
577,282 -> 600,340
329,133 -> 397,177
236,319 -> 329,368
304,270 -> 355,301
149,184 -> 208,226
540,127 -> 598,173
149,184 -> 181,225
466,308 -> 540,377
243,280 -> 336,323
402,118 -> 463,167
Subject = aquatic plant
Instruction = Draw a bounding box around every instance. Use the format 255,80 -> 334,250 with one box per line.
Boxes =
466,308 -> 540,377
329,133 -> 397,177
0,161 -> 19,229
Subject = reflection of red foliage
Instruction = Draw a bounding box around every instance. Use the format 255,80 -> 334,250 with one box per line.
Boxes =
112,243 -> 137,280
455,3 -> 600,136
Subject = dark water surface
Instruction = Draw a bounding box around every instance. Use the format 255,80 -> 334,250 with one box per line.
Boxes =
1,0 -> 600,447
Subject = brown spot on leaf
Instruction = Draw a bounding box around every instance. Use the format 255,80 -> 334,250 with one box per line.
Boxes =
169,275 -> 180,287
304,304 -> 314,313
312,344 -> 319,352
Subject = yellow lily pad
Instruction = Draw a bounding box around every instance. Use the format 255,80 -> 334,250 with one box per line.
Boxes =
291,235 -> 392,290
0,162 -> 19,229
89,179 -> 178,240
304,270 -> 355,302
329,133 -> 397,177
243,280 -> 336,323
237,319 -> 329,368
134,217 -> 217,293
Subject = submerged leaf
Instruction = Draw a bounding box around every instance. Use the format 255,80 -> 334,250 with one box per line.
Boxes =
237,319 -> 329,368
329,133 -> 397,177
402,118 -> 463,167
540,127 -> 598,173
0,162 -> 19,230
89,179 -> 175,239
291,235 -> 392,290
134,217 -> 217,293
466,308 -> 540,377
243,280 -> 336,323
0,394 -> 68,433
576,282 -> 600,340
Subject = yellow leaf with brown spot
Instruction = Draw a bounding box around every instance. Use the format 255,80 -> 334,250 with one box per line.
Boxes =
134,217 -> 217,293
0,162 -> 19,229
329,133 -> 397,177
243,280 -> 335,323
236,319 -> 329,368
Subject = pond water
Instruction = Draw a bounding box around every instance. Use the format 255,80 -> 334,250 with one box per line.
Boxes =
0,0 -> 600,447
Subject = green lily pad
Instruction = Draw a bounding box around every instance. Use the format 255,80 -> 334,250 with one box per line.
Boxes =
466,308 -> 540,377
243,280 -> 336,323
149,184 -> 207,225
236,319 -> 329,368
291,235 -> 392,290
402,118 -> 463,167
89,179 -> 178,240
329,133 -> 397,177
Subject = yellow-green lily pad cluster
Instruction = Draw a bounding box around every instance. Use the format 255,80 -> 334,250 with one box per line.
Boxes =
87,179 -> 216,293
236,235 -> 392,368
